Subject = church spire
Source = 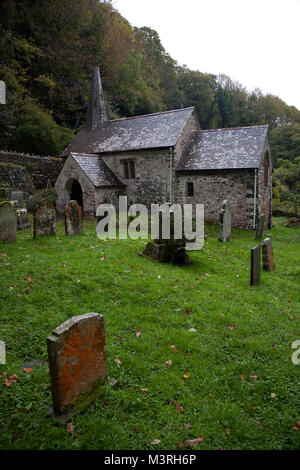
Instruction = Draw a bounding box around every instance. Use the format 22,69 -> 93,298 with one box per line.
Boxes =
85,67 -> 107,131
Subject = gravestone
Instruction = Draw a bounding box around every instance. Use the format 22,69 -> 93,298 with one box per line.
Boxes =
255,214 -> 265,240
142,207 -> 189,265
251,245 -> 261,286
34,201 -> 56,238
47,313 -> 107,415
11,191 -> 23,209
262,238 -> 275,271
0,201 -> 17,243
10,200 -> 18,209
218,200 -> 231,242
27,195 -> 37,213
17,209 -> 31,230
65,200 -> 83,236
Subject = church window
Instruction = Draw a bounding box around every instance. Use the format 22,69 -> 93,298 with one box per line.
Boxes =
264,152 -> 269,186
122,160 -> 135,179
187,182 -> 194,197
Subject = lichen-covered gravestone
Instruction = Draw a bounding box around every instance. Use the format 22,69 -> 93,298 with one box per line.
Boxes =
262,238 -> 275,271
27,195 -> 37,213
250,245 -> 261,286
0,201 -> 17,243
17,209 -> 31,230
47,313 -> 107,415
65,200 -> 83,236
218,200 -> 231,242
34,201 -> 56,238
255,214 -> 265,240
11,191 -> 23,209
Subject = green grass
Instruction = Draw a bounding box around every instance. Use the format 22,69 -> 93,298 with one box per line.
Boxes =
0,216 -> 299,450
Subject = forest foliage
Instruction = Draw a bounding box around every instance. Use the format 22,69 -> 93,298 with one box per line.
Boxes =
0,0 -> 299,212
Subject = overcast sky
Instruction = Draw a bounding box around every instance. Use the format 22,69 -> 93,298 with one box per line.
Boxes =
113,0 -> 300,110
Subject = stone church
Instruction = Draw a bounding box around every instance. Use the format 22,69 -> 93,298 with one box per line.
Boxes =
56,68 -> 272,229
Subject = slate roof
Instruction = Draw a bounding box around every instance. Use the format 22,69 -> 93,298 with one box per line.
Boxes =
177,126 -> 269,171
63,108 -> 195,156
71,153 -> 125,187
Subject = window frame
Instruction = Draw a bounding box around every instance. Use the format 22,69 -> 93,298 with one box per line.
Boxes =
186,181 -> 194,197
121,159 -> 136,180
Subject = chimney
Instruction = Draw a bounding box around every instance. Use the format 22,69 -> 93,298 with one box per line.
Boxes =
85,67 -> 107,131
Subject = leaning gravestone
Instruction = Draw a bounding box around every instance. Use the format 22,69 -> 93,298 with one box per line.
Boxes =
218,200 -> 231,242
17,209 -> 31,230
0,202 -> 17,243
255,214 -> 265,240
65,200 -> 83,236
251,245 -> 261,286
34,201 -> 56,238
262,238 -> 275,271
27,195 -> 37,213
47,313 -> 107,415
11,191 -> 23,209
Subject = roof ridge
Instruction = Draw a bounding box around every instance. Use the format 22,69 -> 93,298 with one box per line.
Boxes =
105,107 -> 195,123
195,125 -> 268,133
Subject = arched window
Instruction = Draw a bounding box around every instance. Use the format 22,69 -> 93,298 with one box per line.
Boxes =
264,152 -> 269,187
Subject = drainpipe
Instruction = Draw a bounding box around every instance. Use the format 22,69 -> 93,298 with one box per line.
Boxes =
169,146 -> 173,204
253,169 -> 258,229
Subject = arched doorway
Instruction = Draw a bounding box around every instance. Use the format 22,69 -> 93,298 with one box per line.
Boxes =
65,178 -> 83,210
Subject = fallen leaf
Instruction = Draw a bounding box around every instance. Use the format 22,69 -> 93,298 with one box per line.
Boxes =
185,423 -> 192,429
292,421 -> 300,430
136,330 -> 142,337
184,436 -> 204,447
188,328 -> 197,332
164,360 -> 172,367
4,375 -> 19,387
253,419 -> 261,425
67,422 -> 74,433
23,368 -> 33,373
249,375 -> 259,380
229,325 -> 236,330
240,375 -> 245,381
183,372 -> 190,382
100,257 -> 105,261
150,439 -> 161,445
115,357 -> 121,366
169,345 -> 178,352
176,403 -> 183,413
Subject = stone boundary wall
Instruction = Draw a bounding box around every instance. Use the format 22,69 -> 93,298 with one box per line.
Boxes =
0,151 -> 63,189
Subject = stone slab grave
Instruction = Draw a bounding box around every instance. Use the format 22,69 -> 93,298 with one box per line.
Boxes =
65,200 -> 83,236
142,207 -> 190,265
251,245 -> 261,286
218,199 -> 231,242
17,209 -> 31,230
11,191 -> 24,209
47,313 -> 107,416
27,195 -> 37,213
262,238 -> 275,271
33,200 -> 56,238
255,214 -> 265,240
0,201 -> 17,243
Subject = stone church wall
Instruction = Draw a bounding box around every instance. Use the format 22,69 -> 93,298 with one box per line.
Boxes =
175,169 -> 256,229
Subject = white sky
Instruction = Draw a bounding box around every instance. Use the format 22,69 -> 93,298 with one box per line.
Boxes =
113,0 -> 300,110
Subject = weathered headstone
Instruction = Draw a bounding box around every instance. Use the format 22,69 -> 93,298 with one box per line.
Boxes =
262,238 -> 275,271
251,245 -> 261,286
11,191 -> 23,209
17,209 -> 31,230
65,200 -> 83,236
33,201 -> 56,238
142,207 -> 190,265
27,195 -> 37,213
47,313 -> 107,415
218,200 -> 231,242
0,201 -> 17,243
255,214 -> 265,240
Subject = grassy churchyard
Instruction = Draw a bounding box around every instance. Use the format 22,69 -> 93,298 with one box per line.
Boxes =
0,216 -> 299,450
